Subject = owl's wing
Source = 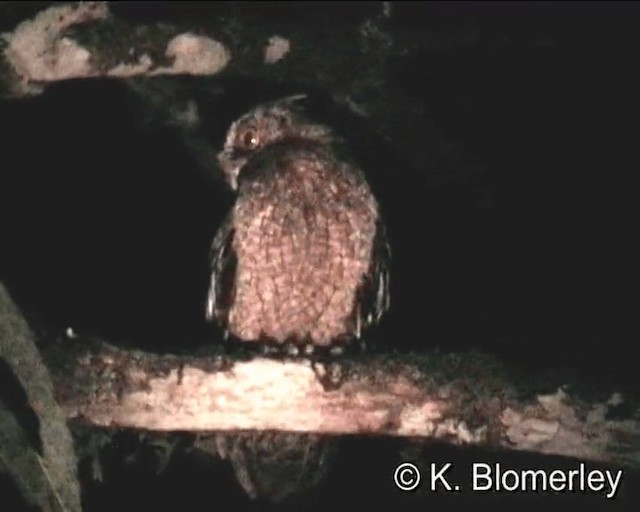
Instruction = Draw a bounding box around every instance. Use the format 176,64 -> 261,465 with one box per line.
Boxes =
206,214 -> 237,334
354,219 -> 391,338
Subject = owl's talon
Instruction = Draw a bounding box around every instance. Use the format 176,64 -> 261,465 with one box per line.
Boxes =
311,361 -> 345,391
329,345 -> 344,356
263,343 -> 278,356
285,342 -> 299,356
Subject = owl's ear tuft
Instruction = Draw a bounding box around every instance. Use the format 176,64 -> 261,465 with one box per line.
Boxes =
274,94 -> 307,106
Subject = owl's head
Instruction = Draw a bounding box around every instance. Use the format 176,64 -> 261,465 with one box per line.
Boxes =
217,94 -> 332,190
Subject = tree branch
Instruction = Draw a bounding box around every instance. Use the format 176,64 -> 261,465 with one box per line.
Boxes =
43,337 -> 640,469
0,283 -> 81,512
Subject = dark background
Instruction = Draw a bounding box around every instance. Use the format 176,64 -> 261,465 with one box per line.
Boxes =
0,2 -> 638,511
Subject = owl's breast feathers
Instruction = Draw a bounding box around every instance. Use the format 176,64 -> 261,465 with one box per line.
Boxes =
207,140 -> 390,346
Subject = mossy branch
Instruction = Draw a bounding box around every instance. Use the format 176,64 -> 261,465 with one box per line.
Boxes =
0,283 -> 82,512
40,334 -> 640,470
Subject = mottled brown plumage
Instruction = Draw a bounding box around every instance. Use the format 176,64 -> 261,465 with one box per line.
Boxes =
212,431 -> 335,502
205,95 -> 391,503
207,95 -> 390,349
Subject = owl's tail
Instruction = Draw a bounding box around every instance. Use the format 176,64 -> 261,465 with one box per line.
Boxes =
213,431 -> 337,504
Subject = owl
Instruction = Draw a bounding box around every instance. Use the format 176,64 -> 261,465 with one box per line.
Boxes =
205,95 -> 391,503
206,94 -> 390,351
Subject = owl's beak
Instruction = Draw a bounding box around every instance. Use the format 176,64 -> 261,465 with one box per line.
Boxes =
228,171 -> 238,191
217,150 -> 239,191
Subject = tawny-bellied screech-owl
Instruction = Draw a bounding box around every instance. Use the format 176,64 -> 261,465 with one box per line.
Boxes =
207,95 -> 390,348
205,95 -> 391,502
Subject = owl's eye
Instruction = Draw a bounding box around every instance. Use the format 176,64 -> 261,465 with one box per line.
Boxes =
240,129 -> 259,149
